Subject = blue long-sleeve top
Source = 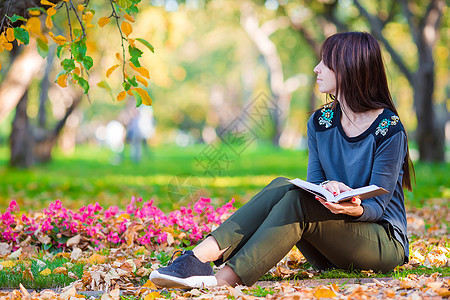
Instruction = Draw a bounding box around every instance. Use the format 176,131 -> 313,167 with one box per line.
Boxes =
306,102 -> 409,260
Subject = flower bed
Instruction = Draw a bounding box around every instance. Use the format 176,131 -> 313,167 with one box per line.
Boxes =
0,197 -> 236,252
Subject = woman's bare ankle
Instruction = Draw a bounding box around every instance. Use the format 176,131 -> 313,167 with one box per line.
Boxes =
193,236 -> 227,263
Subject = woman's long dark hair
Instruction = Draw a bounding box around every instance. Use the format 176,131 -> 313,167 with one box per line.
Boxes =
320,31 -> 414,191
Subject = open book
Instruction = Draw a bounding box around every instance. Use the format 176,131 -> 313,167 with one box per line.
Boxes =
288,178 -> 388,203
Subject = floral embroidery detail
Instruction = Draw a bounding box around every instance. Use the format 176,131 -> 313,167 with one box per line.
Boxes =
318,104 -> 334,128
375,115 -> 400,136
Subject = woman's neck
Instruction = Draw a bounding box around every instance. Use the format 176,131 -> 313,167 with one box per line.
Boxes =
338,100 -> 384,137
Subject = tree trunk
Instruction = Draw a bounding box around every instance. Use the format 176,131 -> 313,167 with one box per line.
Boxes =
414,35 -> 445,161
0,46 -> 44,122
10,91 -> 34,167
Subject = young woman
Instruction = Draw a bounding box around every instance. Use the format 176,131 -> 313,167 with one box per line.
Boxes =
150,31 -> 413,289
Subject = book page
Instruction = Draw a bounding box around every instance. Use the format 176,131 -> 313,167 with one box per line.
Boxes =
287,178 -> 334,201
334,185 -> 388,202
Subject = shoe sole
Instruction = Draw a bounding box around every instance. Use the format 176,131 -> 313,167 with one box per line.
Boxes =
150,270 -> 217,289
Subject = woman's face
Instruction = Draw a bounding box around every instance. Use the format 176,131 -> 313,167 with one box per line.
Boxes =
314,60 -> 336,95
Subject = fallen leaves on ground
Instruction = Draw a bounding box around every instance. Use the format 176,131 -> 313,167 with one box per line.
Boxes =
1,274 -> 449,299
0,200 -> 447,299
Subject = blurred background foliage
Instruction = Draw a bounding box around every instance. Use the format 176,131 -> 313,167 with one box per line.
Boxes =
0,0 -> 448,211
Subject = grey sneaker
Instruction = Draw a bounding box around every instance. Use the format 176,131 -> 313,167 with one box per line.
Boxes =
150,250 -> 217,289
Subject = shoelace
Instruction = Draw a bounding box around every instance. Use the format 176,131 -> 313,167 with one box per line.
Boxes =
167,249 -> 185,266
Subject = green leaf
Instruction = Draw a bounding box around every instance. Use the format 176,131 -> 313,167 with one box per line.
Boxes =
57,236 -> 69,244
126,5 -> 139,14
71,40 -> 87,60
117,0 -> 132,9
129,45 -> 143,58
77,77 -> 89,94
61,59 -> 76,72
122,82 -> 131,91
127,76 -> 138,87
27,7 -> 46,14
135,38 -> 154,53
129,46 -> 143,67
7,14 -> 27,23
132,89 -> 142,107
42,243 -> 52,251
36,38 -> 49,58
13,27 -> 29,45
97,80 -> 114,100
56,45 -> 66,58
73,28 -> 82,38
82,56 -> 93,70
130,56 -> 140,67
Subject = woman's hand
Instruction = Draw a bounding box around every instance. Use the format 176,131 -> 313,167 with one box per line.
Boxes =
321,180 -> 352,196
315,196 -> 364,217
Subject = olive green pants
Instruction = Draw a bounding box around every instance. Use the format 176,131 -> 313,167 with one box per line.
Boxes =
209,177 -> 405,286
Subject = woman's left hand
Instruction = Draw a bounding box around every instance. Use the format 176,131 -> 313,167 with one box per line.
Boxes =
315,196 -> 364,217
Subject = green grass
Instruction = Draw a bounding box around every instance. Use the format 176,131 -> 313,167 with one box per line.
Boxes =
0,143 -> 448,212
0,256 -> 85,290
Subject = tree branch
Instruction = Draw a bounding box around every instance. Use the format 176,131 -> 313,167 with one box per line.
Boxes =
418,0 -> 444,46
353,0 -> 413,85
398,0 -> 419,45
260,16 -> 290,37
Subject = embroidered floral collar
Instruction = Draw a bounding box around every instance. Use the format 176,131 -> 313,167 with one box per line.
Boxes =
318,103 -> 334,128
375,115 -> 400,136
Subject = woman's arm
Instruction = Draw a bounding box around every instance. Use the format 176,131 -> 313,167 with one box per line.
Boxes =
306,116 -> 327,184
354,131 -> 407,222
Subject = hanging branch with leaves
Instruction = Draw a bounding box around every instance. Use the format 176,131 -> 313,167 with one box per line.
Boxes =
0,0 -> 154,108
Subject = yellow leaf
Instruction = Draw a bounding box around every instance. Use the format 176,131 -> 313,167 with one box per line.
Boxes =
106,64 -> 120,78
47,7 -> 57,17
131,63 -> 150,79
29,10 -> 41,16
3,43 -> 13,51
117,213 -> 130,222
117,91 -> 127,101
45,15 -> 53,30
49,32 -> 67,45
134,87 -> 152,106
142,279 -> 156,289
77,4 -> 85,11
74,67 -> 80,76
136,75 -> 148,87
98,17 -> 110,27
128,38 -> 136,48
6,28 -> 14,42
88,253 -> 107,264
26,17 -> 42,35
121,21 -> 132,37
0,60 -> 2,71
41,0 -> 56,6
83,11 -> 94,23
40,268 -> 51,276
144,292 -> 161,300
0,260 -> 16,268
57,74 -> 68,88
124,13 -> 135,23
313,286 -> 337,299
116,52 -> 122,61
53,267 -> 68,275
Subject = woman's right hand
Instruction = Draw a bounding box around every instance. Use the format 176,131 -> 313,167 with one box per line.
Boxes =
321,180 -> 352,196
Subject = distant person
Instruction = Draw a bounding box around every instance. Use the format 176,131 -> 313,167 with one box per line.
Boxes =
126,106 -> 154,161
150,32 -> 414,289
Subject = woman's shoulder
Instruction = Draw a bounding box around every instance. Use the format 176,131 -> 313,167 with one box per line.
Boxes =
372,108 -> 406,145
308,102 -> 338,132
